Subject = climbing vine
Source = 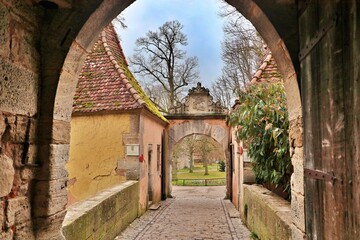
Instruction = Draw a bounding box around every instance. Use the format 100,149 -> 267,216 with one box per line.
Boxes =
228,82 -> 292,197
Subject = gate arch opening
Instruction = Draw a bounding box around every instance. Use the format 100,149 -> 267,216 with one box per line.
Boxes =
172,134 -> 227,178
36,0 -> 303,238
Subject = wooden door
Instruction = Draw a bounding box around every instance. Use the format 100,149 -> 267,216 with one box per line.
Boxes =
300,0 -> 360,239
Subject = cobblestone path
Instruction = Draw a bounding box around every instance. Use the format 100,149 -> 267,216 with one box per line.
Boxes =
115,186 -> 251,240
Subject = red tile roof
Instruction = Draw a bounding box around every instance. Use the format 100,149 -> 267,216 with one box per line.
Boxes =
232,47 -> 283,109
73,24 -> 167,122
250,48 -> 283,84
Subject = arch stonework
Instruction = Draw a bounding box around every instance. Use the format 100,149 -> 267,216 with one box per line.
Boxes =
167,118 -> 230,196
169,120 -> 228,145
0,0 -> 304,239
166,82 -> 231,197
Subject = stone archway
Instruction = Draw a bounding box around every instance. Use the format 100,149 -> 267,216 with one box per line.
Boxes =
165,82 -> 231,198
34,1 -> 302,239
168,118 -> 230,194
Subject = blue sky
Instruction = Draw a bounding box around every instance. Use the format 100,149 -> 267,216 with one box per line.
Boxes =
114,0 -> 229,88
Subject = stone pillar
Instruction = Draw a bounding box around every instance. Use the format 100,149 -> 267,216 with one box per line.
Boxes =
289,117 -> 306,239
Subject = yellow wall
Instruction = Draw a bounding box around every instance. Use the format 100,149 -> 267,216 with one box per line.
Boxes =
67,114 -> 129,205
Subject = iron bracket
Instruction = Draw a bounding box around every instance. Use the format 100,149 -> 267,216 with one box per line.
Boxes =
299,15 -> 338,61
304,168 -> 337,183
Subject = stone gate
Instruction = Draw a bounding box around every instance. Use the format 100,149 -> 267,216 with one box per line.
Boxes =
165,83 -> 230,196
0,1 -> 359,239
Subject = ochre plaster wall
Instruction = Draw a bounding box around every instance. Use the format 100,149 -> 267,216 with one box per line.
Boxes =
67,114 -> 128,205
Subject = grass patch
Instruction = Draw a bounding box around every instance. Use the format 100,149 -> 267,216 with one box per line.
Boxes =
172,163 -> 226,186
177,164 -> 219,173
176,171 -> 225,179
172,178 -> 226,186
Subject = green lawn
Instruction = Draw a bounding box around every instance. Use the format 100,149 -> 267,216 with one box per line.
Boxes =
176,171 -> 225,179
177,163 -> 219,173
172,163 -> 226,186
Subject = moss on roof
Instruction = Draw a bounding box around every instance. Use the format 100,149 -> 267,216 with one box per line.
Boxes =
117,58 -> 168,123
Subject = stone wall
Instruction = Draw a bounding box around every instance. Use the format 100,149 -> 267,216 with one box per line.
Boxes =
0,1 -> 42,239
242,184 -> 292,240
62,181 -> 139,240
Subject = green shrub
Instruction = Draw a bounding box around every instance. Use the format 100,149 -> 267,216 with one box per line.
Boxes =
228,82 -> 292,196
218,161 -> 225,172
250,232 -> 260,240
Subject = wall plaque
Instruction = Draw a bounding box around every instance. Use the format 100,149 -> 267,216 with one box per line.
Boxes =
126,144 -> 140,156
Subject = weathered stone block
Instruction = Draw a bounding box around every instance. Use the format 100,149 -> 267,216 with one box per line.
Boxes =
243,163 -> 256,184
34,210 -> 67,240
0,0 -> 42,72
289,117 -> 303,148
37,144 -> 69,180
62,41 -> 89,77
62,181 -> 139,240
45,144 -> 70,166
2,115 -> 36,144
0,154 -> 14,197
291,147 -> 304,195
0,58 -> 38,115
18,180 -> 32,196
9,18 -> 40,72
54,71 -> 79,121
291,223 -> 306,240
33,179 -> 67,217
0,4 -> 10,59
5,197 -> 31,228
3,144 -> 26,168
0,113 -> 6,137
20,167 -> 37,181
1,229 -> 14,240
0,200 -> 4,229
14,221 -> 36,240
291,191 -> 305,232
243,184 -> 292,240
3,0 -> 42,24
52,120 -> 71,144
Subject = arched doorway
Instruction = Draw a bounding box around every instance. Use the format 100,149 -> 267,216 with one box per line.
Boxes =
35,0 -> 303,238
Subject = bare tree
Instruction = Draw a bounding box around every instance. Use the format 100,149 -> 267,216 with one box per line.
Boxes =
113,15 -> 127,30
179,134 -> 197,173
198,136 -> 216,175
212,3 -> 264,108
130,20 -> 199,112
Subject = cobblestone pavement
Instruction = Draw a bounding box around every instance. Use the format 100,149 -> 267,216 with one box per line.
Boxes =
115,186 -> 251,240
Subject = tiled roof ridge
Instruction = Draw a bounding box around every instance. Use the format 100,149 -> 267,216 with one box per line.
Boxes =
101,26 -> 146,107
250,51 -> 273,84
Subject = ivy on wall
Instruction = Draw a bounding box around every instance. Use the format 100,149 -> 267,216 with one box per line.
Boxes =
229,82 -> 293,197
